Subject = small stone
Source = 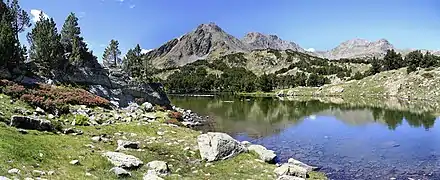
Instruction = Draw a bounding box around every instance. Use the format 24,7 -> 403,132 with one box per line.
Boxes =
85,172 -> 92,176
109,167 -> 131,177
91,136 -> 101,142
47,114 -> 55,119
47,170 -> 55,176
146,161 -> 169,176
8,168 -> 20,174
0,176 -> 11,180
70,160 -> 80,165
17,129 -> 28,134
156,131 -> 165,136
35,107 -> 45,115
143,171 -> 164,180
32,170 -> 45,177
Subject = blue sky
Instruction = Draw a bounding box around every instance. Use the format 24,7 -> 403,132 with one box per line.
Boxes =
19,0 -> 440,60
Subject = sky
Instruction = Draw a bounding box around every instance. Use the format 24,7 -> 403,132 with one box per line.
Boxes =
18,0 -> 440,61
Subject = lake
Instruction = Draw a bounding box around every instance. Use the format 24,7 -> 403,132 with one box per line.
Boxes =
170,95 -> 440,180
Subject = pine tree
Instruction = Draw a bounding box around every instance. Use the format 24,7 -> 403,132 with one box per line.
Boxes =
102,39 -> 121,68
383,49 -> 403,71
258,73 -> 272,92
7,0 -> 30,39
27,12 -> 63,75
404,50 -> 423,73
60,12 -> 88,64
0,13 -> 16,67
368,57 -> 381,75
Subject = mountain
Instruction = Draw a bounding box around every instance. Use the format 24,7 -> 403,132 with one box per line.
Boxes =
317,38 -> 394,60
242,32 -> 305,52
144,23 -> 250,68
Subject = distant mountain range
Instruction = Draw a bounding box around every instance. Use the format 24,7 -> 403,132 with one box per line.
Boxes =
144,23 -> 440,68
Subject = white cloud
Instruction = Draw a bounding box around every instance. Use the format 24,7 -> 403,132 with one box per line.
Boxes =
141,49 -> 153,54
30,9 -> 49,22
77,11 -> 86,19
129,4 -> 136,8
305,48 -> 315,52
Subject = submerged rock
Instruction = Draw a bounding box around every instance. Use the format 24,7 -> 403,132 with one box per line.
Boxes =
10,115 -> 54,132
248,144 -> 277,163
197,132 -> 246,162
102,151 -> 143,169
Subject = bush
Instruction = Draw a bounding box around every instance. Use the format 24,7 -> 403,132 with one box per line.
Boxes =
168,111 -> 183,121
1,79 -> 110,114
74,114 -> 90,126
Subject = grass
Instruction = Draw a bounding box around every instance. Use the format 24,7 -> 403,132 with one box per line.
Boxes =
0,92 -> 327,180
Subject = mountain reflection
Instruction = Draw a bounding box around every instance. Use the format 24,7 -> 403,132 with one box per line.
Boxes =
170,95 -> 437,137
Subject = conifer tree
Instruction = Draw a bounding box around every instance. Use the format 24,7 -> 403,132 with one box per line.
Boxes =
102,39 -> 121,68
61,12 -> 87,64
27,12 -> 63,75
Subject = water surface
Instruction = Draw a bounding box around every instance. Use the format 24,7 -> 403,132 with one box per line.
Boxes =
171,95 -> 440,180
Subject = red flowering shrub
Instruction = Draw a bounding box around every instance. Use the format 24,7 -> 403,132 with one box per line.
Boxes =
1,79 -> 111,114
168,111 -> 183,121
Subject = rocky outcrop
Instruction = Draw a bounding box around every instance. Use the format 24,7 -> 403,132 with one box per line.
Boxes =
145,22 -> 250,68
61,67 -> 170,107
10,115 -> 54,132
102,151 -> 144,169
242,32 -> 305,52
197,132 -> 246,162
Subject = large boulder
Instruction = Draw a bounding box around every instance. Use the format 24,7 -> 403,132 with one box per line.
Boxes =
197,132 -> 246,162
247,144 -> 277,163
10,115 -> 54,132
102,151 -> 143,169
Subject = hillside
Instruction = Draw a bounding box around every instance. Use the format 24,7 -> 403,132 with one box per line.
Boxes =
277,67 -> 440,105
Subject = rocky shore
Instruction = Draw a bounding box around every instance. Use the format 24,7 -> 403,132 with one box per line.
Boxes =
0,90 -> 326,179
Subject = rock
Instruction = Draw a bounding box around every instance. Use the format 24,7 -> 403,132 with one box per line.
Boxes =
142,102 -> 154,112
10,115 -> 54,132
116,140 -> 140,151
102,151 -> 143,169
63,128 -> 83,135
248,144 -> 277,163
70,160 -> 80,165
109,167 -> 131,177
47,170 -> 55,176
287,158 -> 319,171
156,131 -> 165,136
197,132 -> 246,162
146,161 -> 169,176
17,129 -> 28,134
47,114 -> 55,119
277,175 -> 306,180
35,107 -> 45,115
0,176 -> 10,180
240,141 -> 251,147
8,168 -> 20,174
124,102 -> 140,112
143,171 -> 164,180
32,170 -> 46,177
91,136 -> 101,142
274,164 -> 307,178
329,86 -> 344,93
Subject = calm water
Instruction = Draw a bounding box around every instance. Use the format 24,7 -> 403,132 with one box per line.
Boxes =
170,95 -> 440,180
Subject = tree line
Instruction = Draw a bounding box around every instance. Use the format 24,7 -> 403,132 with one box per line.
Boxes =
0,0 -> 152,82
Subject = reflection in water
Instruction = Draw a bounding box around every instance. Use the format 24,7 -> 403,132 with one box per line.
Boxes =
171,95 -> 440,180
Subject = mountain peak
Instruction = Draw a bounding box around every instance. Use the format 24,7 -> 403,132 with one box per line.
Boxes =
196,22 -> 223,32
242,32 -> 304,52
325,38 -> 395,59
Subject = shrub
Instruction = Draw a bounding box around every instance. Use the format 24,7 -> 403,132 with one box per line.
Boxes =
1,79 -> 110,114
74,114 -> 90,126
168,111 -> 183,121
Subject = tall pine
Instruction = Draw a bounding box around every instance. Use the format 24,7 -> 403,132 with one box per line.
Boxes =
61,12 -> 87,64
102,39 -> 121,68
27,12 -> 63,75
